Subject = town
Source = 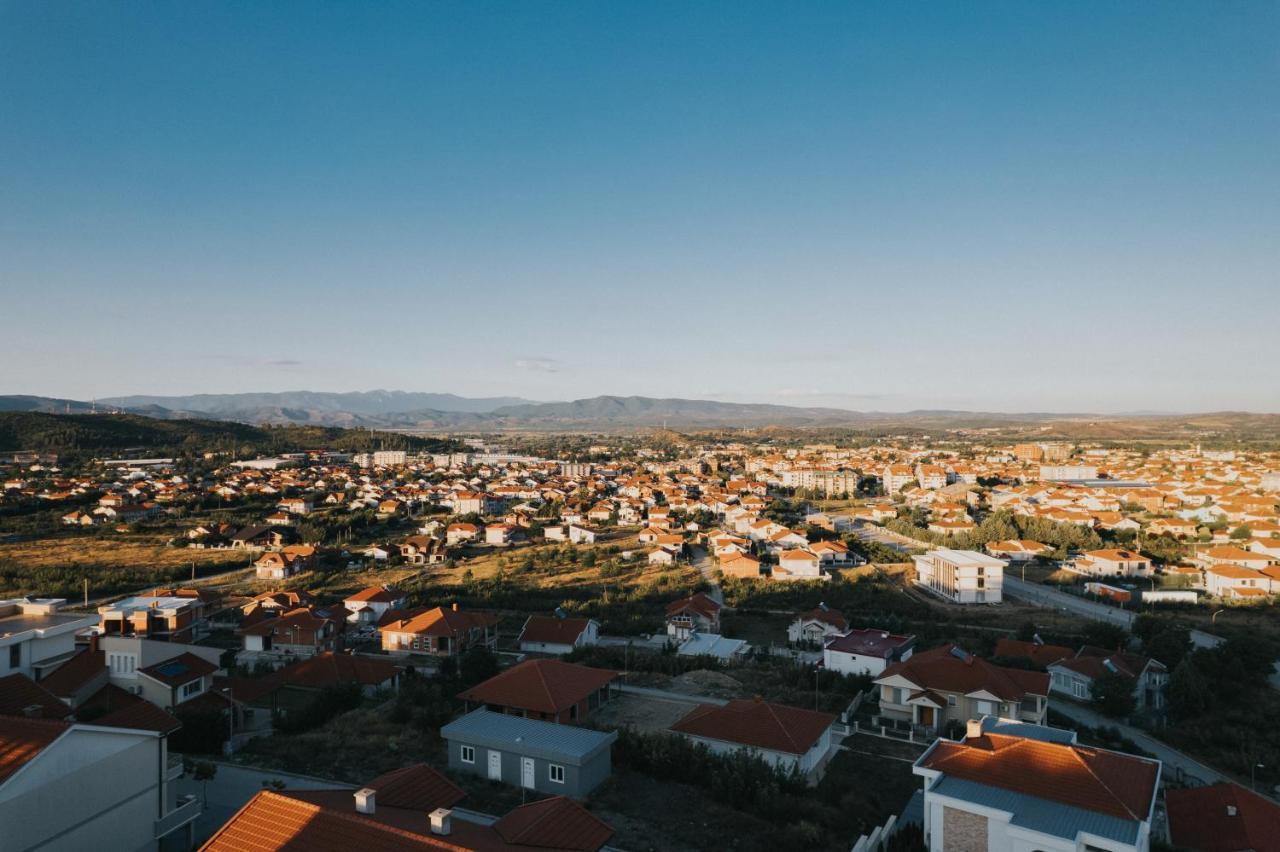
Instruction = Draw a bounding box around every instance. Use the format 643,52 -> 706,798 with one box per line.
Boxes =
3,425 -> 1279,851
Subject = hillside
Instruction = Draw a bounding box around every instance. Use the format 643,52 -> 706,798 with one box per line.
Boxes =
0,412 -> 461,455
98,390 -> 534,416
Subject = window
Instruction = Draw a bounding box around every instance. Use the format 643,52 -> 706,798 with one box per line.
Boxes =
975,700 -> 995,716
461,745 -> 475,764
181,680 -> 203,698
549,764 -> 565,784
946,695 -> 957,707
1072,681 -> 1088,699
8,645 -> 19,669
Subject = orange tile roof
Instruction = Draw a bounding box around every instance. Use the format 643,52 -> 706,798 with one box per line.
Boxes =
493,796 -> 614,850
877,644 -> 1049,701
366,764 -> 465,812
382,607 -> 498,638
518,616 -> 594,646
0,674 -> 71,720
671,698 -> 835,755
920,732 -> 1158,821
0,716 -> 69,783
458,659 -> 617,715
1166,782 -> 1280,852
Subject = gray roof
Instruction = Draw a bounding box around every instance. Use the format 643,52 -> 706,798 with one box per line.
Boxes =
930,777 -> 1141,845
979,716 -> 1077,744
440,709 -> 616,764
677,633 -> 748,660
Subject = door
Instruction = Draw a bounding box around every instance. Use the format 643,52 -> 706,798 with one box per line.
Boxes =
487,750 -> 502,781
919,706 -> 934,726
521,757 -> 535,789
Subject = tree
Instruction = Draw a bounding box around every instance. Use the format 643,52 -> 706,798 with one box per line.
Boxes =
191,760 -> 217,804
1166,658 -> 1212,721
460,646 -> 499,686
1082,621 -> 1129,651
1091,671 -> 1137,718
1144,627 -> 1191,670
1229,525 -> 1253,540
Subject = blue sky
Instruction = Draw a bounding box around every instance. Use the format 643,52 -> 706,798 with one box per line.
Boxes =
2,2 -> 1277,412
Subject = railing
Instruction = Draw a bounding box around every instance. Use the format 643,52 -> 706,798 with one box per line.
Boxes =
165,754 -> 184,781
154,794 -> 201,839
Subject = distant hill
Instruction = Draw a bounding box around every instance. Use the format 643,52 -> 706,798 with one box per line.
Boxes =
485,395 -> 869,427
99,390 -> 534,416
0,412 -> 461,455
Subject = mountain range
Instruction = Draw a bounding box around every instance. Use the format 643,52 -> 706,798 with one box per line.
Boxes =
2,391 -> 1278,439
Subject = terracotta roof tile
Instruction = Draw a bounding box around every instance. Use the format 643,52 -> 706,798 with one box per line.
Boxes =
0,674 -> 71,720
671,698 -> 835,755
493,796 -> 614,850
0,716 -> 69,783
458,659 -> 617,716
1166,782 -> 1280,852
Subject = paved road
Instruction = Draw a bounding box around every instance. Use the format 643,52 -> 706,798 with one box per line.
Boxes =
1049,701 -> 1232,789
689,545 -> 724,605
850,523 -> 915,554
174,760 -> 350,846
1002,576 -> 1137,628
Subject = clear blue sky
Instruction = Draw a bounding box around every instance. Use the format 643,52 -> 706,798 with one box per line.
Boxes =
2,2 -> 1277,412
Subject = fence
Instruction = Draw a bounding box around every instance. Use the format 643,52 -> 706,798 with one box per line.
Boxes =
850,814 -> 898,852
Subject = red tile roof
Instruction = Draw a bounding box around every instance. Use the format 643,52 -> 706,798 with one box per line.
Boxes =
381,606 -> 498,638
458,659 -> 617,716
671,698 -> 835,755
517,616 -> 593,646
877,644 -> 1049,701
493,796 -> 614,851
825,628 -> 914,659
0,674 -> 72,720
992,638 -> 1074,668
79,685 -> 182,735
39,647 -> 107,696
664,593 -> 721,620
0,716 -> 69,784
346,587 -> 404,604
366,764 -> 465,812
795,606 -> 848,632
1166,782 -> 1280,852
920,732 -> 1159,821
276,652 -> 402,689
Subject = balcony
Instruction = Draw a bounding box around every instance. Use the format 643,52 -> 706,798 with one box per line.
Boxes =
154,794 -> 201,839
165,754 -> 185,782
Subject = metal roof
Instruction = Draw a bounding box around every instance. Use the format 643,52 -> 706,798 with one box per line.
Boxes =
440,709 -> 616,764
979,716 -> 1077,744
677,633 -> 748,660
931,777 -> 1141,845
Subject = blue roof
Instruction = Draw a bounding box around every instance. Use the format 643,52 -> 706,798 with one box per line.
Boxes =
930,777 -> 1141,845
440,709 -> 616,764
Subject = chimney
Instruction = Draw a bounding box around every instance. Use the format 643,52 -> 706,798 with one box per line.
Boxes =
966,718 -> 983,741
1226,805 -> 1238,817
354,788 -> 376,814
452,602 -> 459,611
22,704 -> 42,718
429,807 -> 452,836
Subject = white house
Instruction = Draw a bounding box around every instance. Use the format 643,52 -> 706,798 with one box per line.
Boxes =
670,699 -> 837,776
517,615 -> 601,655
914,717 -> 1160,852
823,628 -> 916,677
0,598 -> 97,681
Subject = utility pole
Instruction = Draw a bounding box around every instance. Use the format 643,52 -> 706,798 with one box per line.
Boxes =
83,578 -> 88,607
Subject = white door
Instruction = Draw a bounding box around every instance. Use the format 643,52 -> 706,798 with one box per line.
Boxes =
487,750 -> 502,780
521,757 -> 535,789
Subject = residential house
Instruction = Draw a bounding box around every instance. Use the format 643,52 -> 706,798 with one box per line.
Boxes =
824,628 -> 916,677
446,522 -> 480,545
380,604 -> 498,657
1048,648 -> 1168,711
458,658 -> 617,724
399,535 -> 447,565
253,544 -> 317,580
0,715 -> 199,851
665,593 -> 722,640
913,717 -> 1160,852
517,615 -> 600,656
914,549 -> 1006,604
874,644 -> 1050,731
718,552 -> 763,579
1072,549 -> 1152,577
238,607 -> 337,661
1165,782 -> 1280,852
202,763 -> 614,851
443,708 -> 617,799
343,586 -> 407,625
787,604 -> 848,645
773,548 -> 824,581
136,652 -> 219,710
670,698 -> 837,775
992,637 -> 1074,669
0,597 -> 96,681
98,590 -> 212,643
984,539 -> 1050,562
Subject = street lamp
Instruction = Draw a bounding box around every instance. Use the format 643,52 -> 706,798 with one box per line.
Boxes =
221,687 -> 234,755
1253,762 -> 1264,792
1212,609 -> 1225,625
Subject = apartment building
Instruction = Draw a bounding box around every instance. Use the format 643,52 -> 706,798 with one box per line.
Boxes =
913,549 -> 1006,604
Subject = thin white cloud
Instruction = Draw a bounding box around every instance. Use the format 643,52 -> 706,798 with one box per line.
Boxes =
514,357 -> 560,373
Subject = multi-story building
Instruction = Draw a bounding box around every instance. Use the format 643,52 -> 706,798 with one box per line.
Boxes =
0,597 -> 96,681
913,549 -> 1006,604
882,464 -> 916,495
97,591 -> 212,644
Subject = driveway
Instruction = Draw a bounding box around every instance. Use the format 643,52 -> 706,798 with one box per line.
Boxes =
688,545 -> 724,605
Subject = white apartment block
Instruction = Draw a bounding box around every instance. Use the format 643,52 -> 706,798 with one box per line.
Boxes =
0,598 -> 97,681
914,549 -> 1006,604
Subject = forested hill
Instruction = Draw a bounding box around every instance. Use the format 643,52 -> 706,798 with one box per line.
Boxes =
0,412 -> 461,456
